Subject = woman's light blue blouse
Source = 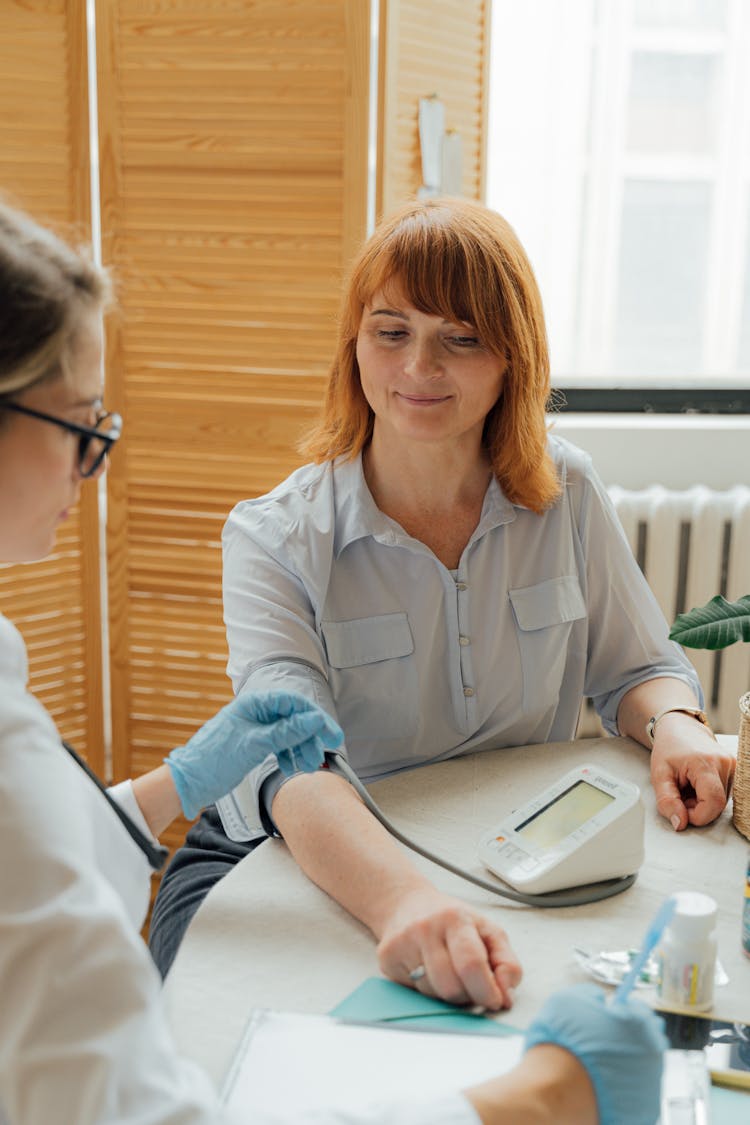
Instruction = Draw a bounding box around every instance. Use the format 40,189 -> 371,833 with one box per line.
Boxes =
221,436 -> 700,837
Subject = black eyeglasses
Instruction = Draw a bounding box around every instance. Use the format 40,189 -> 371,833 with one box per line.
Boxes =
1,401 -> 123,478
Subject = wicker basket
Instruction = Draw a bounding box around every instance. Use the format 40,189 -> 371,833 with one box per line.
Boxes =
733,692 -> 750,841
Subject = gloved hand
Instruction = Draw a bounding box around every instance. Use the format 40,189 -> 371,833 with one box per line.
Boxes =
524,983 -> 667,1125
165,691 -> 344,818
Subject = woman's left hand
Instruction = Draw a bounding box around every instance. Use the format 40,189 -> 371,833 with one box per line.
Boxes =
650,723 -> 735,830
376,886 -> 523,1011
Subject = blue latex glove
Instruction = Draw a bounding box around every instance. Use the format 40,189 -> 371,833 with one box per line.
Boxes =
524,983 -> 667,1125
166,692 -> 343,818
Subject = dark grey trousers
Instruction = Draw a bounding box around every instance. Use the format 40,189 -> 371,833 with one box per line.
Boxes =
148,805 -> 261,978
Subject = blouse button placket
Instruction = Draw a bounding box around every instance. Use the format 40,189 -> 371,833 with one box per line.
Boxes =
454,577 -> 475,718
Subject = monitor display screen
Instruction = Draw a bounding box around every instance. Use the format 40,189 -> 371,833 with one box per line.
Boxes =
515,780 -> 615,849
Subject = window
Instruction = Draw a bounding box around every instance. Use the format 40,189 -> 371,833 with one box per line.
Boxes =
487,0 -> 750,412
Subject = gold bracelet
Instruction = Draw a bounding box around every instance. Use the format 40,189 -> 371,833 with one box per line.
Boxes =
645,706 -> 715,746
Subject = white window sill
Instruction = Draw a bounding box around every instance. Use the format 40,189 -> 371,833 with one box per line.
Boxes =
550,413 -> 750,489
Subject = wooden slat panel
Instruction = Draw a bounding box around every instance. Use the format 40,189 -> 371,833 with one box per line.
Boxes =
0,0 -> 104,773
378,0 -> 490,216
97,1 -> 370,832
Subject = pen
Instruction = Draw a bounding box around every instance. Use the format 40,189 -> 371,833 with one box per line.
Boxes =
612,896 -> 677,1005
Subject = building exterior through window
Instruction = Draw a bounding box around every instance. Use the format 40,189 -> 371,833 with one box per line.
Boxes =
487,0 -> 750,401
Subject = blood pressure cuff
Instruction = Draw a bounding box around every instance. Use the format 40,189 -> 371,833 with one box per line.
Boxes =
259,750 -> 350,839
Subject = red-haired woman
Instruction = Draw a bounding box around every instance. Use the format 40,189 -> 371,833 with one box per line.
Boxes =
151,198 -> 733,1012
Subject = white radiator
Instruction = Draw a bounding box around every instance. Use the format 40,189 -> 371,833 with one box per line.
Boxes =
578,484 -> 750,735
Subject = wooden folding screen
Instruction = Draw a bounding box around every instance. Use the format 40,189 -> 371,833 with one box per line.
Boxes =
96,1 -> 370,852
0,1 -> 489,860
377,0 -> 490,215
0,0 -> 105,772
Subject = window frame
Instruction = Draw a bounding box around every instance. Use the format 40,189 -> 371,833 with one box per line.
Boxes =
554,386 -> 750,414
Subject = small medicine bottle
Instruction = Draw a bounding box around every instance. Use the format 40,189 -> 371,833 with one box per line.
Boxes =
743,853 -> 750,960
657,891 -> 717,1012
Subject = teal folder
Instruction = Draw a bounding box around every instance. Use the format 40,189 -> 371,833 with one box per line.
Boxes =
330,976 -> 522,1037
710,1085 -> 750,1124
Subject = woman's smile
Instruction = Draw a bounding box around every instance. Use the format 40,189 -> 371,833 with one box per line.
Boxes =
397,392 -> 452,406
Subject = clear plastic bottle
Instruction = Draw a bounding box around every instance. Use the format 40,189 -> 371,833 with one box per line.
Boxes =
657,891 -> 718,1011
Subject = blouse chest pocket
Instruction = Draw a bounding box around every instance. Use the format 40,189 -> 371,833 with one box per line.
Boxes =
508,576 -> 587,713
320,613 -> 418,740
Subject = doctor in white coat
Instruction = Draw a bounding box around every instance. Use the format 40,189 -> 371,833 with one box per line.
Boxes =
0,198 -> 667,1125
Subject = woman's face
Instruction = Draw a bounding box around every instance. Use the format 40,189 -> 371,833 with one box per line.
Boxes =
356,286 -> 506,456
0,313 -> 105,564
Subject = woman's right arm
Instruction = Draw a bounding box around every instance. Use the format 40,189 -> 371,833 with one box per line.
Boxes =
223,498 -> 523,1010
271,768 -> 522,1011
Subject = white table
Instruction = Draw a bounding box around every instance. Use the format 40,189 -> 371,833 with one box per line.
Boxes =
164,735 -> 750,1092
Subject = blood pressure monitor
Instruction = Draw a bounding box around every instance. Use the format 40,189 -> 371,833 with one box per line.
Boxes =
478,763 -> 645,895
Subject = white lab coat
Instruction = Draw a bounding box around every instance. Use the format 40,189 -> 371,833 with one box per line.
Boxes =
0,613 -> 477,1125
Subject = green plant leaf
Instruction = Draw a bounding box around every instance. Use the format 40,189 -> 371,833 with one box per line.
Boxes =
669,594 -> 750,650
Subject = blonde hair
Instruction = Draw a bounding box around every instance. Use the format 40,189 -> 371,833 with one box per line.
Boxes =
0,200 -> 110,401
301,197 -> 560,513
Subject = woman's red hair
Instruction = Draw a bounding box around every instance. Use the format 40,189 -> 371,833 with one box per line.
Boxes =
300,197 -> 560,513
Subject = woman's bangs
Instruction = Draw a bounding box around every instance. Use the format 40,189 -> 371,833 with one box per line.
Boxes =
356,243 -> 479,329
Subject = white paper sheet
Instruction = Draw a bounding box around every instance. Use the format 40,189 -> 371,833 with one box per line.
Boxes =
222,1010 -> 524,1116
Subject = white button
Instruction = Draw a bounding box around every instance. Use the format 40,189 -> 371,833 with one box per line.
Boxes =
459,635 -> 470,646
463,686 -> 475,697
455,581 -> 468,591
